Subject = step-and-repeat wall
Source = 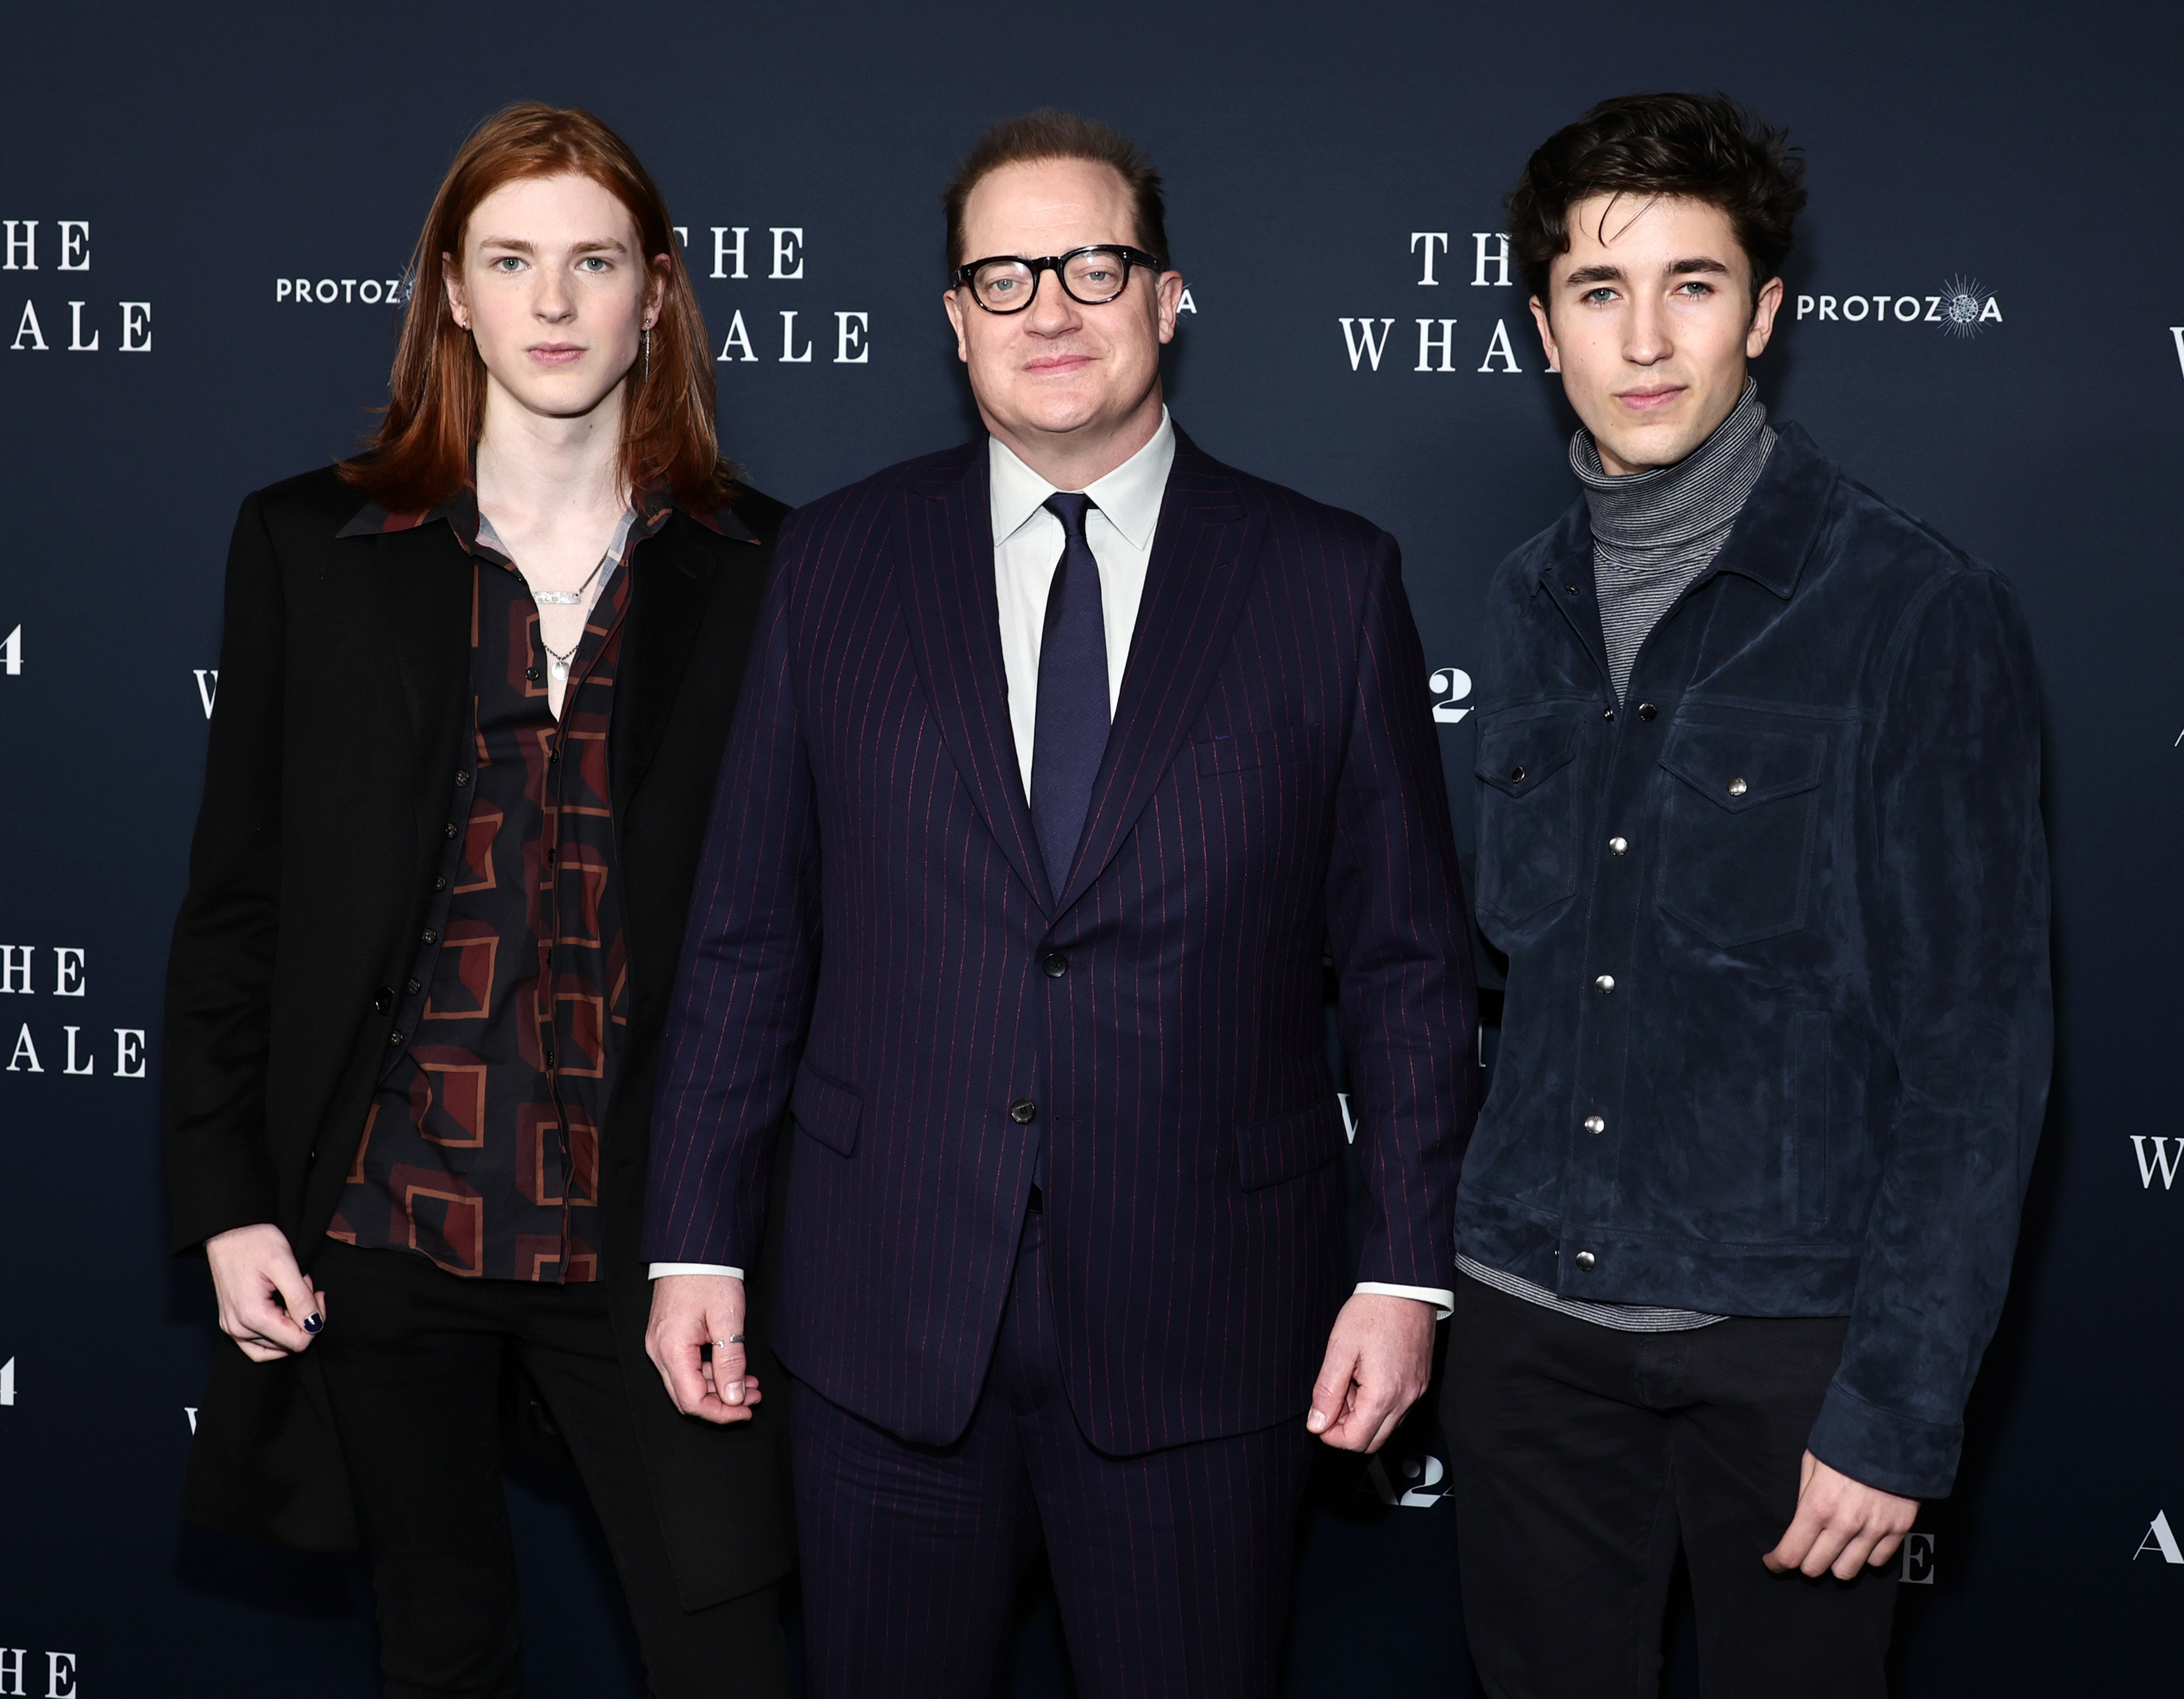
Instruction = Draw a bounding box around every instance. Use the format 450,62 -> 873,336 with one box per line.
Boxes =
2,4 -> 2176,1694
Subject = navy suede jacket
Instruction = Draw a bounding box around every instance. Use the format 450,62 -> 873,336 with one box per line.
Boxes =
1460,423 -> 2051,1499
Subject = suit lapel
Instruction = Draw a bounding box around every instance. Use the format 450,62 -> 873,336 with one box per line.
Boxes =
897,443 -> 1056,915
611,515 -> 727,821
369,525 -> 474,869
1055,430 -> 1255,913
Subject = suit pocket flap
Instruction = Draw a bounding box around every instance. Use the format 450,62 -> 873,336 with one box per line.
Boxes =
1475,707 -> 1580,798
790,1061 -> 861,1157
1235,1098 -> 1346,1192
1195,726 -> 1302,774
1659,720 -> 1826,813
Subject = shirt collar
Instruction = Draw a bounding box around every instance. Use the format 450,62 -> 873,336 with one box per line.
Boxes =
987,407 -> 1176,551
338,475 -> 691,553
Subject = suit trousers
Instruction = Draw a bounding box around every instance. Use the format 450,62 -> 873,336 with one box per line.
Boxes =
311,1240 -> 788,1699
1448,1276 -> 1898,1699
790,1209 -> 1315,1699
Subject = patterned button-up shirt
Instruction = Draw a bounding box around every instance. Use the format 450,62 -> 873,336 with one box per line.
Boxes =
328,482 -> 680,1281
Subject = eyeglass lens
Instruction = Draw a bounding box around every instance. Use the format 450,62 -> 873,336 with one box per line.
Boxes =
972,249 -> 1132,311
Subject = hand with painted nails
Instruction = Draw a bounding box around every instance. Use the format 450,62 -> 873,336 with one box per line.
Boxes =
204,1223 -> 328,1361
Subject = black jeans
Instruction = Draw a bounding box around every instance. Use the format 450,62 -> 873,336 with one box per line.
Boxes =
312,1240 -> 788,1699
1449,1277 -> 1898,1699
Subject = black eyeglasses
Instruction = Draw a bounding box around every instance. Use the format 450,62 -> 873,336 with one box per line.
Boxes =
950,245 -> 1163,314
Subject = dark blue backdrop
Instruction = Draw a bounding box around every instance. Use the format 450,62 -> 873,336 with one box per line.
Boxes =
3,3 -> 2179,1693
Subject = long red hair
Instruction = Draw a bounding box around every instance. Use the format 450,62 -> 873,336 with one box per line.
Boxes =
340,103 -> 733,512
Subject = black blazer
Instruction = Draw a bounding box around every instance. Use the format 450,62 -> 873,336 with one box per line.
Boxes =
163,463 -> 789,1606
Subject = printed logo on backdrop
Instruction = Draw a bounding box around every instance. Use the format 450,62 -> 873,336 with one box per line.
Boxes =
1339,232 -> 1530,374
0,946 -> 146,1083
0,1648 -> 78,1699
2134,1511 -> 2183,1565
2131,1135 -> 2181,1192
4,218 -> 151,355
1794,277 -> 2001,337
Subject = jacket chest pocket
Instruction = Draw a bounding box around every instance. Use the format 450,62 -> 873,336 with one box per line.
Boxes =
1654,718 -> 1828,947
1473,707 -> 1585,931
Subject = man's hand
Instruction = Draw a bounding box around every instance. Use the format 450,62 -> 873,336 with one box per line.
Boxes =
1305,1292 -> 1435,1453
646,1273 -> 764,1425
1764,1450 -> 1919,1580
205,1223 -> 325,1361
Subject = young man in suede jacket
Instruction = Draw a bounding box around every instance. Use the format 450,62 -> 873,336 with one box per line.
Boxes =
1453,92 -> 2050,1698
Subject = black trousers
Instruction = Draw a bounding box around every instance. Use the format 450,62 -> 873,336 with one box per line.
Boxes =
312,1240 -> 788,1699
790,1208 -> 1314,1699
1449,1277 -> 1898,1699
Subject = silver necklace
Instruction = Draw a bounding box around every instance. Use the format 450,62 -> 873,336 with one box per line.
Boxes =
527,552 -> 608,607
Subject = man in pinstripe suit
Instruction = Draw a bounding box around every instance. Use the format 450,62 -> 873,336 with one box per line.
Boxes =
641,110 -> 1475,1697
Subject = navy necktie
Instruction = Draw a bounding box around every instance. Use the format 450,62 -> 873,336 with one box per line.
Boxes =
1030,491 -> 1111,897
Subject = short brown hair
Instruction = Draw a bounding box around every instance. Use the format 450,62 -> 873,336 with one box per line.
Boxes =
942,108 -> 1169,272
1506,92 -> 1806,308
341,103 -> 733,513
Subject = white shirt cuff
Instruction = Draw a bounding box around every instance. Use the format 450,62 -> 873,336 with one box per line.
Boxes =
648,1262 -> 744,1280
1355,1281 -> 1455,1320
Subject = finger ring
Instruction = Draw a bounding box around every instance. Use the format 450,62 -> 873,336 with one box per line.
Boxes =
711,1335 -> 745,1348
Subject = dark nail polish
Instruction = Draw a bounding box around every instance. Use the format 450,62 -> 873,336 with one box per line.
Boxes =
303,1313 -> 323,1333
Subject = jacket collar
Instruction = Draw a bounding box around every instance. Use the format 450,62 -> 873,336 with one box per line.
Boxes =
1536,421 -> 1838,604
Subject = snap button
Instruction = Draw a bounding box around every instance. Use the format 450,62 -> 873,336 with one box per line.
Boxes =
1510,766 -> 1526,782
1609,836 -> 1628,855
1009,1099 -> 1038,1125
1594,974 -> 1615,993
1728,776 -> 1748,797
1583,1115 -> 1605,1135
1603,707 -> 1615,721
1637,703 -> 1658,721
1574,1250 -> 1597,1270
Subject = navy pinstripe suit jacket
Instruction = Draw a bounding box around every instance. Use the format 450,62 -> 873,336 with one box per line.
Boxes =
645,428 -> 1474,1453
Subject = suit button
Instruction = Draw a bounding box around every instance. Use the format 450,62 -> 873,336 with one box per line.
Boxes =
1042,952 -> 1069,978
1637,703 -> 1658,721
1594,974 -> 1615,993
421,928 -> 436,944
1608,837 -> 1628,855
388,1030 -> 405,1047
1574,1250 -> 1597,1271
455,770 -> 470,786
1583,1115 -> 1605,1135
1009,1099 -> 1038,1125
434,876 -> 446,890
526,666 -> 542,682
444,822 -> 459,839
405,978 -> 422,996
372,987 -> 394,1014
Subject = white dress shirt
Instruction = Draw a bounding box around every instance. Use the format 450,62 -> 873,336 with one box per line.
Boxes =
654,410 -> 1451,1318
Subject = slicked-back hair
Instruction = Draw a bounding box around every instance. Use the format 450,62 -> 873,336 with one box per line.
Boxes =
1506,92 -> 1806,311
943,108 -> 1169,273
340,102 -> 734,514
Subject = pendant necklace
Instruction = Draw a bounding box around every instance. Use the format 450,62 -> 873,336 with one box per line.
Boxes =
529,551 -> 611,682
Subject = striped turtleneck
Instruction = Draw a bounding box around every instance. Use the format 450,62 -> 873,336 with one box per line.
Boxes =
1572,377 -> 1776,701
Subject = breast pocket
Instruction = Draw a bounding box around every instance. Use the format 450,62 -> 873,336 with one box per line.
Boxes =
1654,718 -> 1828,947
1473,706 -> 1586,931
